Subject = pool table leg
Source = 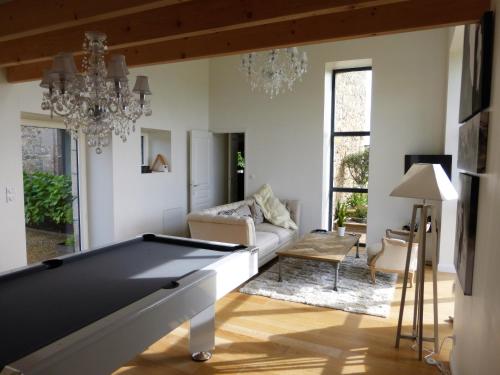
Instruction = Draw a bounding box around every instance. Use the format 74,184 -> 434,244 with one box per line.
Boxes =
190,304 -> 215,362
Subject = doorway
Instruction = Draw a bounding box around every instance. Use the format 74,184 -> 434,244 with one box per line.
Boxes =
21,117 -> 82,263
211,132 -> 245,206
228,133 -> 245,203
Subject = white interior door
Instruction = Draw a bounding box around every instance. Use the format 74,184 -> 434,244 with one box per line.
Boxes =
189,130 -> 212,212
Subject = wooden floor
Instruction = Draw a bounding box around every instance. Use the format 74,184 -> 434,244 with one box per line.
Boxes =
113,251 -> 454,375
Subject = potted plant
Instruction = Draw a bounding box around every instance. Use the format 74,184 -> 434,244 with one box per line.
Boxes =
237,151 -> 245,174
335,201 -> 348,236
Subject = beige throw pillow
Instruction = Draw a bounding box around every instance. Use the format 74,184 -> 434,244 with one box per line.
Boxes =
253,184 -> 297,230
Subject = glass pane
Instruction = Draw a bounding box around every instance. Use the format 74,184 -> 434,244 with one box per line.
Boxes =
22,126 -> 79,264
334,70 -> 372,132
333,136 -> 369,189
331,191 -> 368,244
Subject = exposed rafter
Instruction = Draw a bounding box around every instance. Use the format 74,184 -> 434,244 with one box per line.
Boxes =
0,0 -> 404,67
4,0 -> 490,83
0,0 -> 190,42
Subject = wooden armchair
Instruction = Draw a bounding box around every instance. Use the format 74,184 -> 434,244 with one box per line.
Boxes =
367,229 -> 419,287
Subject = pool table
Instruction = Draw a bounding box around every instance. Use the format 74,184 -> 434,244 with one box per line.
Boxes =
0,234 -> 258,375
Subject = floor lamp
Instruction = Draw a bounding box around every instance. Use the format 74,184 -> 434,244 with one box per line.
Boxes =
390,163 -> 458,360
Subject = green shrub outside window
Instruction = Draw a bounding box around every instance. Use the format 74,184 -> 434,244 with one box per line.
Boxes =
23,171 -> 74,226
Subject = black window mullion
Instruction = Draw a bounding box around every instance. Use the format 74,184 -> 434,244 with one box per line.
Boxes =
329,66 -> 371,231
332,131 -> 370,137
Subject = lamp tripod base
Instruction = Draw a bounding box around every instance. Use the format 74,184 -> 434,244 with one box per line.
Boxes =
395,203 -> 439,360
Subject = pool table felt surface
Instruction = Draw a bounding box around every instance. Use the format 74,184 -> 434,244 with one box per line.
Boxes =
0,236 -> 240,368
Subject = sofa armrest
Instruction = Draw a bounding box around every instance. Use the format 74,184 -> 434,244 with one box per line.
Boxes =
282,199 -> 301,229
187,213 -> 256,246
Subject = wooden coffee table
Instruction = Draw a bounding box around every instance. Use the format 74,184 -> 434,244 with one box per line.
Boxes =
276,231 -> 361,291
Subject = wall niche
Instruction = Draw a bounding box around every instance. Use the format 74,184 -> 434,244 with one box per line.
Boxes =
140,128 -> 172,174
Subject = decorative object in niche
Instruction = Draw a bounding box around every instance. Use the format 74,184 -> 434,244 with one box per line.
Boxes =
140,128 -> 171,174
151,154 -> 169,172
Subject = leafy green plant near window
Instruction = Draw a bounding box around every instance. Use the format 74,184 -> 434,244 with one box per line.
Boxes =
335,201 -> 348,227
23,172 -> 74,226
346,192 -> 368,222
347,192 -> 367,209
341,148 -> 369,187
237,151 -> 245,170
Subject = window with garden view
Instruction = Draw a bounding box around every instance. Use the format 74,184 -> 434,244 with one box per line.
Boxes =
329,67 -> 371,244
22,125 -> 80,264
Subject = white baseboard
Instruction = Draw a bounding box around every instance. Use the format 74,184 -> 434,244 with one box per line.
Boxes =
438,263 -> 456,273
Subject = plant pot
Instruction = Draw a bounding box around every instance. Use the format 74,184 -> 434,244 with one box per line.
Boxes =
337,226 -> 346,236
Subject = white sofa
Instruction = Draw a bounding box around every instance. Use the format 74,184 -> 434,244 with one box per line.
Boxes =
187,198 -> 300,267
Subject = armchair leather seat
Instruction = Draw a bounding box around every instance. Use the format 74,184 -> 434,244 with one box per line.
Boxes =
367,229 -> 418,287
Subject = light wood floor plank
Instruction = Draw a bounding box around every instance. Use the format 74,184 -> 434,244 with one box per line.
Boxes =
114,255 -> 454,375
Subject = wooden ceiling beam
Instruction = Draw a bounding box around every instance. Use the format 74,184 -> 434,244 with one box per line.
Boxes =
6,0 -> 490,83
0,0 -> 190,42
0,0 -> 405,67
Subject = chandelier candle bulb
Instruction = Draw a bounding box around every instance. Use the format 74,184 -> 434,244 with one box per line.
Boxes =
39,32 -> 152,153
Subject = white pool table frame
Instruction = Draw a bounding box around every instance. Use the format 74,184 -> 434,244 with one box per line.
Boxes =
1,234 -> 258,375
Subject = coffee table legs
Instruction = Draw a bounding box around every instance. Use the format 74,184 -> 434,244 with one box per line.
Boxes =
333,262 -> 340,291
278,256 -> 282,282
278,256 -> 341,291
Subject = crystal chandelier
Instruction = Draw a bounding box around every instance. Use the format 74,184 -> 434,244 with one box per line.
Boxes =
239,48 -> 308,98
40,31 -> 152,154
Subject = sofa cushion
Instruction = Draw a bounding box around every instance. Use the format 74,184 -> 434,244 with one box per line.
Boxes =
255,223 -> 295,244
255,231 -> 280,258
218,204 -> 252,218
249,201 -> 264,224
253,184 -> 297,230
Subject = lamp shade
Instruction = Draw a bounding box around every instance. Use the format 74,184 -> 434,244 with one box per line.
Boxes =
39,69 -> 51,88
390,163 -> 458,201
51,52 -> 78,79
107,55 -> 129,81
132,76 -> 151,95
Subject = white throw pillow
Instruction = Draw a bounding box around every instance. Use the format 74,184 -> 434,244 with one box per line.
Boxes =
253,184 -> 297,230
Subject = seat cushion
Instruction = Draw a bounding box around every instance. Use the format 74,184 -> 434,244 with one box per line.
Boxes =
255,223 -> 295,244
255,231 -> 280,258
367,243 -> 382,264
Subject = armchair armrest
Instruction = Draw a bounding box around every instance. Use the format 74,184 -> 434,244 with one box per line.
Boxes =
187,213 -> 256,246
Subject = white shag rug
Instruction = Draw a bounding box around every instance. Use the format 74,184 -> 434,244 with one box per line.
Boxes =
240,253 -> 397,318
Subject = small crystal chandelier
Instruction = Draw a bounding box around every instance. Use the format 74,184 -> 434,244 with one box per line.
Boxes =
239,47 -> 308,98
40,31 -> 152,154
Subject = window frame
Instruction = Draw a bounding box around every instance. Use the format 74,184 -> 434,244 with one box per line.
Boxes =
328,67 -> 372,231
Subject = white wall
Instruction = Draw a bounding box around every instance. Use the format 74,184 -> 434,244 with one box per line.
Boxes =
451,1 -> 500,373
209,29 -> 449,243
0,71 -> 28,272
0,59 -> 209,271
111,61 -> 209,242
440,26 -> 465,273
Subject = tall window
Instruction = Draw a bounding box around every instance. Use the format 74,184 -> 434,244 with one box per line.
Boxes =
329,68 -> 372,244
